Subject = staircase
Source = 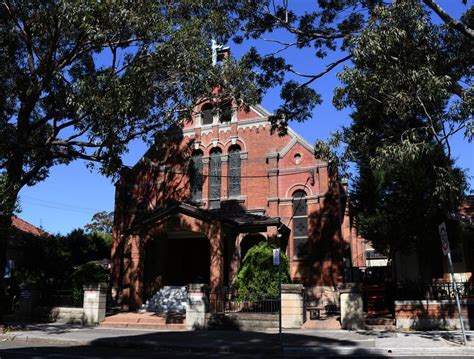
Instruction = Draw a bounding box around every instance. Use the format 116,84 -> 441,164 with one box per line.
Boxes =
144,286 -> 188,313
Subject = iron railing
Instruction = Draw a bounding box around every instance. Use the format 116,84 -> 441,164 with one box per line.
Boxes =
208,292 -> 279,314
39,289 -> 81,307
393,281 -> 474,301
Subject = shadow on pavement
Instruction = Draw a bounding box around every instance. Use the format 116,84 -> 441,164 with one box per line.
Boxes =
0,329 -> 389,358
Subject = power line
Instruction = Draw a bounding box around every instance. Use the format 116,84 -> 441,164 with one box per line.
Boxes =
21,201 -> 98,214
21,195 -> 107,214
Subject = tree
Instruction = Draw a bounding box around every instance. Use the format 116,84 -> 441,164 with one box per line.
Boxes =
332,1 -> 471,258
237,1 -> 472,256
0,0 -> 268,318
11,228 -> 111,307
236,1 -> 472,135
85,211 -> 113,235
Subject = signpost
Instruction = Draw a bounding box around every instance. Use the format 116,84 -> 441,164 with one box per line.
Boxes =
273,248 -> 282,342
438,222 -> 467,346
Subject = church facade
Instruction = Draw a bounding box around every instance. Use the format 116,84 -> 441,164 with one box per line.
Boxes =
111,100 -> 357,310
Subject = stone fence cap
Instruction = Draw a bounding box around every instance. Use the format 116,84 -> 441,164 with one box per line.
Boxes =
281,284 -> 304,293
83,283 -> 108,291
338,283 -> 361,293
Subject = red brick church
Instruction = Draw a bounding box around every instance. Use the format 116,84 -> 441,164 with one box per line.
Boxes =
111,97 -> 357,310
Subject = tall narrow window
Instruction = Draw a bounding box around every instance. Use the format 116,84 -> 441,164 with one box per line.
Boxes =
292,190 -> 308,257
209,148 -> 222,209
201,104 -> 213,125
190,150 -> 203,201
228,145 -> 241,197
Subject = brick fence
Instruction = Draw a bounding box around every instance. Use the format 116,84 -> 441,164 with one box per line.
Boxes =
395,299 -> 474,330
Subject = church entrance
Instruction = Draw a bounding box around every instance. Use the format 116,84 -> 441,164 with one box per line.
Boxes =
165,233 -> 210,286
143,231 -> 210,300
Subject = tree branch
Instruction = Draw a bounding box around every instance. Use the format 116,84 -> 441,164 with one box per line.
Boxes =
422,0 -> 474,39
297,54 -> 352,88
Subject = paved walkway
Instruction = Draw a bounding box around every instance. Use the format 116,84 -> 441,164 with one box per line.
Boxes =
1,322 -> 473,357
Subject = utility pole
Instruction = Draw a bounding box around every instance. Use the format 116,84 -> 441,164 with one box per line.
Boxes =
439,222 -> 467,346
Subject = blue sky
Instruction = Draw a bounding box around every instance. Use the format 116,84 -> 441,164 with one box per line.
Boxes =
18,1 -> 473,234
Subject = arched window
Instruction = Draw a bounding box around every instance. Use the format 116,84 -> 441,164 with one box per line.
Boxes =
228,145 -> 241,197
209,148 -> 222,209
201,104 -> 213,125
190,150 -> 203,201
292,190 -> 308,257
220,102 -> 232,123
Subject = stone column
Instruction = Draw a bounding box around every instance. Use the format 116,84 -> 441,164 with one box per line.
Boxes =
281,284 -> 304,329
340,284 -> 364,330
185,283 -> 208,330
83,283 -> 107,325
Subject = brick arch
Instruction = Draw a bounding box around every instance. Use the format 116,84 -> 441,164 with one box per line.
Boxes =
204,142 -> 225,156
286,183 -> 313,198
223,138 -> 247,153
198,102 -> 214,112
190,142 -> 207,153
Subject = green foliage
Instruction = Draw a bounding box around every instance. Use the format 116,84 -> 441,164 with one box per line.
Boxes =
331,1 -> 471,255
236,0 -> 385,133
71,262 -> 108,306
12,229 -> 110,292
0,0 -> 275,282
84,211 -> 114,245
234,242 -> 290,301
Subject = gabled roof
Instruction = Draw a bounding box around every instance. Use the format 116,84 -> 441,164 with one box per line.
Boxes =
12,216 -> 45,237
8,216 -> 46,249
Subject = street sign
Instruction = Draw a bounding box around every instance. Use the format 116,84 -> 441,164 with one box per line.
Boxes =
438,222 -> 450,255
273,248 -> 280,266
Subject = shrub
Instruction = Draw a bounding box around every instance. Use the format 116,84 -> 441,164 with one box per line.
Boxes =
234,242 -> 291,301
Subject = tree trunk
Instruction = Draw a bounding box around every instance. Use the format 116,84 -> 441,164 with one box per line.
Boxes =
0,181 -> 21,325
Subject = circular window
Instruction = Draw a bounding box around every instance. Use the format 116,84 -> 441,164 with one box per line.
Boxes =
294,153 -> 302,164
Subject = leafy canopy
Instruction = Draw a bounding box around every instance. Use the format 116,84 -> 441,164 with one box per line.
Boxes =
331,1 -> 472,254
0,0 -> 265,216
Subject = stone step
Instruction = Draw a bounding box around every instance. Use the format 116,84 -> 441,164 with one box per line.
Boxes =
100,322 -> 186,330
100,311 -> 186,330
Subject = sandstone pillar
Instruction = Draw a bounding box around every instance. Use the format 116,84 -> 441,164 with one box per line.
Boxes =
340,285 -> 364,330
281,284 -> 304,329
83,283 -> 107,325
185,283 -> 208,330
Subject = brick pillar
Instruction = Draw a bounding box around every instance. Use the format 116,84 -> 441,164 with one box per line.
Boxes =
129,234 -> 144,310
229,233 -> 245,285
281,284 -> 304,329
209,222 -> 224,294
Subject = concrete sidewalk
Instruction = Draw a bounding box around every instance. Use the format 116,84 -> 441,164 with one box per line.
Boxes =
1,322 -> 473,357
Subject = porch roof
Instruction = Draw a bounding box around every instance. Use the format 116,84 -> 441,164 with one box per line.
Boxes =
123,201 -> 289,235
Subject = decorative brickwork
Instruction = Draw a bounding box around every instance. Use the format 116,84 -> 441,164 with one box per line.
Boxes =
111,103 -> 356,310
